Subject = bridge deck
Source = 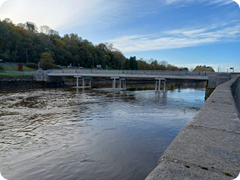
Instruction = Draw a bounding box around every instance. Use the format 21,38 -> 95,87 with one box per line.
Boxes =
47,70 -> 209,81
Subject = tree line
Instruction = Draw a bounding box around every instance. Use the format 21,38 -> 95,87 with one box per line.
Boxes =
0,18 -> 214,72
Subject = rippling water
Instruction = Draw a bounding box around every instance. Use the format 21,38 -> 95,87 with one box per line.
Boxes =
0,88 -> 205,180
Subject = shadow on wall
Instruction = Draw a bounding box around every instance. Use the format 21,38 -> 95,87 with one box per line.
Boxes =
231,76 -> 240,112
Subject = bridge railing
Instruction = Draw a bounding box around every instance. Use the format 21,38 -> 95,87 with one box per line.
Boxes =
47,69 -> 213,76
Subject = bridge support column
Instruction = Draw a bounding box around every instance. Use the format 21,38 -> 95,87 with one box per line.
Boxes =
118,78 -> 126,90
155,78 -> 167,93
118,78 -> 122,89
74,76 -> 92,89
163,80 -> 167,93
112,77 -> 119,90
82,77 -> 92,89
77,76 -> 79,88
112,77 -> 126,91
74,76 -> 81,88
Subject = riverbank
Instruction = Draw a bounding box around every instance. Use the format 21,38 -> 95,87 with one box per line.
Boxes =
146,76 -> 240,179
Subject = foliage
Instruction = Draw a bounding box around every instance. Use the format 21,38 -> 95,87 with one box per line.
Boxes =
0,65 -> 4,70
193,65 -> 214,72
137,59 -> 179,71
123,56 -> 138,70
0,18 -> 214,71
40,52 -> 54,64
0,19 -> 128,70
179,67 -> 189,71
40,62 -> 55,70
54,65 -> 63,69
25,63 -> 37,69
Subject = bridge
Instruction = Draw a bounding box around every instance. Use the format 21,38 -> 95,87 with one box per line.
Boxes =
35,69 -> 231,92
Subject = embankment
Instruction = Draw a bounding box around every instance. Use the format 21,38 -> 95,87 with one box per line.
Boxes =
0,76 -> 63,88
146,76 -> 240,180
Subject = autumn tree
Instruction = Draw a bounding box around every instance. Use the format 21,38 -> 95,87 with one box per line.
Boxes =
193,65 -> 214,72
0,18 -> 186,71
40,52 -> 54,69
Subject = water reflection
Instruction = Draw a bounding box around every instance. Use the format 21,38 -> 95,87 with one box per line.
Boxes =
0,88 -> 205,180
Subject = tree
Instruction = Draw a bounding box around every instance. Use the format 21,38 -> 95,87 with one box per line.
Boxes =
39,25 -> 51,34
123,59 -> 130,70
129,56 -> 138,70
0,18 -> 187,70
179,67 -> 189,71
193,65 -> 214,72
26,22 -> 37,32
137,59 -> 150,70
40,52 -> 54,69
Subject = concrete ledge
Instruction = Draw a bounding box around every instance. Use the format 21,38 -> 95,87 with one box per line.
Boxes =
146,76 -> 240,180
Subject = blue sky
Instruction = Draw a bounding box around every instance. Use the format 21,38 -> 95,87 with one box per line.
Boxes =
0,0 -> 240,71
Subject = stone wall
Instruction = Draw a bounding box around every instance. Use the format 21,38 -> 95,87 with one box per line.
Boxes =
146,76 -> 240,180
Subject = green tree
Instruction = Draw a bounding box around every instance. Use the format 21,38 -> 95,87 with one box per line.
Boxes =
129,56 -> 138,70
40,52 -> 54,69
123,59 -> 130,70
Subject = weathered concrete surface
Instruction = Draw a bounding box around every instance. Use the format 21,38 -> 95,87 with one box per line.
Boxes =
146,76 -> 240,180
232,76 -> 240,112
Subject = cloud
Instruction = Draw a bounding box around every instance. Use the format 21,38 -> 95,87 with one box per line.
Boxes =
162,0 -> 235,5
108,23 -> 240,52
0,0 -> 125,30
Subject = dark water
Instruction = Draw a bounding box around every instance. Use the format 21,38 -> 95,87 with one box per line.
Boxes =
0,88 -> 205,180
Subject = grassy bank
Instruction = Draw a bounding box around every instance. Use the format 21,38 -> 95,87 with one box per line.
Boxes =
0,65 -> 37,71
0,72 -> 33,80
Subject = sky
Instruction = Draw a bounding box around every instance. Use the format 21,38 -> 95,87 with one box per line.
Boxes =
0,0 -> 240,72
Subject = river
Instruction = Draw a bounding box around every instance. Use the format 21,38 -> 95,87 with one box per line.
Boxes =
0,88 -> 205,180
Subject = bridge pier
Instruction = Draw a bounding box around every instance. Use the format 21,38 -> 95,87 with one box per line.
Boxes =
112,77 -> 117,90
74,76 -> 91,89
74,76 -> 81,88
112,77 -> 127,91
155,78 -> 167,93
118,78 -> 126,90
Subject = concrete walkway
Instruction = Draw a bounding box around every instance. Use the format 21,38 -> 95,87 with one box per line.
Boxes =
146,77 -> 240,180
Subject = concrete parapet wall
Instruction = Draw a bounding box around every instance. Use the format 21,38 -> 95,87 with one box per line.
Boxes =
232,76 -> 240,112
146,76 -> 240,180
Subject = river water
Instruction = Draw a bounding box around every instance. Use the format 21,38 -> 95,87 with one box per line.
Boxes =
0,88 -> 205,180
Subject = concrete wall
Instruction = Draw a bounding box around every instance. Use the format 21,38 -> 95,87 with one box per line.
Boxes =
146,76 -> 240,180
207,73 -> 231,88
232,76 -> 240,112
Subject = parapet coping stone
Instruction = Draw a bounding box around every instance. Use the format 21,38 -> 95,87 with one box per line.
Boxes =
146,76 -> 240,180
